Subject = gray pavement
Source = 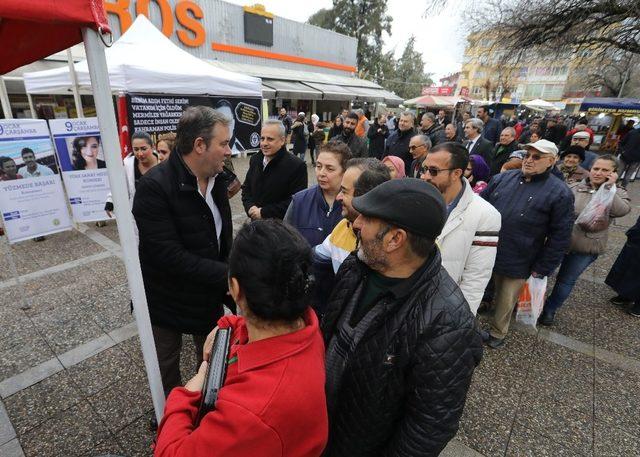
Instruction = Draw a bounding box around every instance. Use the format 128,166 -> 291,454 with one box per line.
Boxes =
0,155 -> 638,456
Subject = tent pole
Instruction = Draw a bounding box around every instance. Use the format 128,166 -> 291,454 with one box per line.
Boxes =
67,49 -> 85,118
0,77 -> 13,119
81,26 -> 165,422
27,93 -> 36,118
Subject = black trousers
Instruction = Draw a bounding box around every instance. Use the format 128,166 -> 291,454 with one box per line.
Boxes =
151,324 -> 207,397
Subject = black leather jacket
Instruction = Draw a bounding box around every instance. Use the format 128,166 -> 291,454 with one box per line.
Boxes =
321,250 -> 483,456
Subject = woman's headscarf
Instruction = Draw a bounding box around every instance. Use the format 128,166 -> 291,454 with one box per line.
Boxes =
382,156 -> 406,179
469,154 -> 490,183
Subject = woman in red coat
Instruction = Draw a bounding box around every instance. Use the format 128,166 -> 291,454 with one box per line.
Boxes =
155,220 -> 328,457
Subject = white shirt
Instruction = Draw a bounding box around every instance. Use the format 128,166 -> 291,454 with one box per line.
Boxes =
18,163 -> 55,178
198,176 -> 222,244
466,136 -> 479,152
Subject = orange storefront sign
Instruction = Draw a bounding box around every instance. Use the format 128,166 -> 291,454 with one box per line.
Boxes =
103,0 -> 356,72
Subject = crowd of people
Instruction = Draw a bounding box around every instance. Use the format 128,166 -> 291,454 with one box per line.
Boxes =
117,104 -> 637,456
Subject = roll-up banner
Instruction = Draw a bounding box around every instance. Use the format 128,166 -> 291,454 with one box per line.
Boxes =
0,119 -> 72,243
126,93 -> 262,154
50,118 -> 112,223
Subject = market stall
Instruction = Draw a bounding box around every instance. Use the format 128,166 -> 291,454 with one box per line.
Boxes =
579,97 -> 640,151
24,15 -> 263,154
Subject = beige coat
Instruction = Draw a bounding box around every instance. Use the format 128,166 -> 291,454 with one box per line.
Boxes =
569,180 -> 631,255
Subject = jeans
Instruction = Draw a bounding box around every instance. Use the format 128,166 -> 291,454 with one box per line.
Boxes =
544,252 -> 598,313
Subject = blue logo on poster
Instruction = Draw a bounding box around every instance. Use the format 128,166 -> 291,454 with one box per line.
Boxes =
0,125 -> 3,135
70,197 -> 83,205
250,132 -> 260,148
65,121 -> 73,132
3,211 -> 20,220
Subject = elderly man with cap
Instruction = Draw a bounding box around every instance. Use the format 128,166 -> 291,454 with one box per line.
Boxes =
569,130 -> 598,170
481,139 -> 574,348
322,179 -> 483,457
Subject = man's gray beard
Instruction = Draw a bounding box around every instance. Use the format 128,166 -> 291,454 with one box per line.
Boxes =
356,244 -> 388,272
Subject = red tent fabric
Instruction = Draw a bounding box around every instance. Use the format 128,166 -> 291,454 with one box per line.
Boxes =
0,0 -> 110,74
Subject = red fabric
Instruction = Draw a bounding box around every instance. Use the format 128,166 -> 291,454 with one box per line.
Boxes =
514,122 -> 524,139
155,308 -> 328,457
117,94 -> 130,159
565,127 -> 595,144
0,0 -> 110,73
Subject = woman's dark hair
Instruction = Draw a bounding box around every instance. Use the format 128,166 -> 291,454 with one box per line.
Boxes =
318,140 -> 352,170
131,130 -> 153,146
71,136 -> 100,170
229,220 -> 313,322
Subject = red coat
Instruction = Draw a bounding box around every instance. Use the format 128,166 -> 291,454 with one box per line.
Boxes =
155,308 -> 328,457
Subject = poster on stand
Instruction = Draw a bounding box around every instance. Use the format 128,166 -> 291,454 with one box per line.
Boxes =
50,118 -> 111,223
126,94 -> 262,155
0,119 -> 72,243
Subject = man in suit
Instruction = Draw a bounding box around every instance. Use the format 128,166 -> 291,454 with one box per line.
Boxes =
464,118 -> 493,162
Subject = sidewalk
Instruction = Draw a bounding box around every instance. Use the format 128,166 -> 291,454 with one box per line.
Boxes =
0,157 -> 638,456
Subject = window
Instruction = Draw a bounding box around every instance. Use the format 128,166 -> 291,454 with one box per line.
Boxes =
543,84 -> 564,100
474,70 -> 486,79
524,84 -> 544,98
472,87 -> 483,96
519,67 -> 528,77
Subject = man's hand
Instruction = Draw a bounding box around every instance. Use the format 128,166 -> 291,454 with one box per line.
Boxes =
531,271 -> 545,279
184,361 -> 208,393
203,327 -> 219,361
248,206 -> 262,220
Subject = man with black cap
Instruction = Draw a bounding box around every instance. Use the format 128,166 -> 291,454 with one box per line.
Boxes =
481,139 -> 574,348
322,179 -> 483,457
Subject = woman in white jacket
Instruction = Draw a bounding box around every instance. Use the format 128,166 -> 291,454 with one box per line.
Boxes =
105,131 -> 160,217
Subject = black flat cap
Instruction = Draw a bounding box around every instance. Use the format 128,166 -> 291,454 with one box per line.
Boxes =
352,178 -> 446,239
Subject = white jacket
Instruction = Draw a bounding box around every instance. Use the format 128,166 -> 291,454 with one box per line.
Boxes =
437,179 -> 501,314
105,154 -> 136,208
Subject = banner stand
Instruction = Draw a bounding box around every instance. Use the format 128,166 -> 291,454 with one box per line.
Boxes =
82,27 -> 165,421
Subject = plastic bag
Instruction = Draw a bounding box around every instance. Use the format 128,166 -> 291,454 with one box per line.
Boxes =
575,184 -> 617,233
515,276 -> 548,329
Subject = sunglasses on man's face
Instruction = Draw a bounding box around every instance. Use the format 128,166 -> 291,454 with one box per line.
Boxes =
420,166 -> 456,176
524,153 -> 546,161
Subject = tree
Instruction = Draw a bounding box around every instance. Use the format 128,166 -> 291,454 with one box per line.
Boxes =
470,0 -> 640,60
308,0 -> 393,82
380,36 -> 434,100
575,52 -> 640,97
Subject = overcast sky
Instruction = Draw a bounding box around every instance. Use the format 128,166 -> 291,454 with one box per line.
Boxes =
225,0 -> 467,82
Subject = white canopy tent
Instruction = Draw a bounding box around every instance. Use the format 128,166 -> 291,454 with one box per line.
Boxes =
24,15 -> 262,97
524,98 -> 556,111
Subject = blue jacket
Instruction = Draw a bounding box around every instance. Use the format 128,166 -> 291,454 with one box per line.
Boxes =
482,117 -> 502,144
481,169 -> 574,278
285,185 -> 343,247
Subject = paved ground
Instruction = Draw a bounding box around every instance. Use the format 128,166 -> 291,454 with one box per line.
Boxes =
0,156 -> 638,457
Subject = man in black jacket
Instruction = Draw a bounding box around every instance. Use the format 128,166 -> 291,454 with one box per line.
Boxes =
332,111 -> 368,158
322,179 -> 483,457
464,118 -> 494,161
487,126 -> 518,176
420,112 -> 445,147
242,120 -> 307,220
384,111 -> 417,176
132,106 -> 234,397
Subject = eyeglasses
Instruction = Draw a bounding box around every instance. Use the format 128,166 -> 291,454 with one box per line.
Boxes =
408,144 -> 426,151
524,152 -> 545,161
420,166 -> 456,176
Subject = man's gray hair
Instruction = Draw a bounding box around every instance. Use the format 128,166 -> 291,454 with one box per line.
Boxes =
466,118 -> 484,133
355,108 -> 365,116
422,112 -> 436,123
176,106 -> 232,155
415,134 -> 432,149
262,119 -> 286,138
502,126 -> 516,137
400,111 -> 416,121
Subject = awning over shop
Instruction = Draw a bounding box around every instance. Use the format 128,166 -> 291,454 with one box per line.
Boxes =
262,79 -> 323,100
579,97 -> 640,116
523,98 -> 556,111
262,84 -> 276,98
302,82 -> 353,101
207,60 -> 402,105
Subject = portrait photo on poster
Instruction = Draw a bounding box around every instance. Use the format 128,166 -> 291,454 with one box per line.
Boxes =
0,138 -> 59,181
64,135 -> 106,171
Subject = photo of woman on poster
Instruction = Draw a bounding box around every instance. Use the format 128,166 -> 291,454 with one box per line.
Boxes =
71,136 -> 106,170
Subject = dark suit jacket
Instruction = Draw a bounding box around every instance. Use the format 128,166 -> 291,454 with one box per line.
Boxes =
466,137 -> 494,162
